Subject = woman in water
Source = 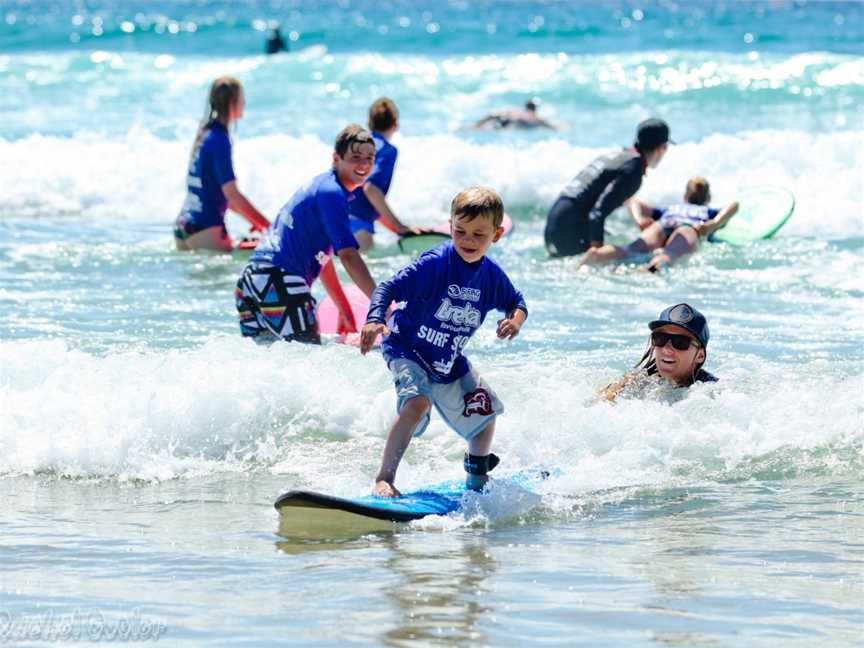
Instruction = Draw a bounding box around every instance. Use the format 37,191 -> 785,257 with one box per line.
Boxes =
601,303 -> 717,402
174,76 -> 270,252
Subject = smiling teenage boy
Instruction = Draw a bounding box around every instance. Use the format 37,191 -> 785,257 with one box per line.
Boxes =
360,187 -> 528,497
235,124 -> 377,343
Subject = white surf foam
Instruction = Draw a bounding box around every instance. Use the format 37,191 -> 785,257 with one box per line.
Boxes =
0,129 -> 861,238
1,336 -> 860,486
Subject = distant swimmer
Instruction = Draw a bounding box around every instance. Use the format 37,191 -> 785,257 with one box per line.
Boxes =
580,176 -> 739,272
544,118 -> 673,257
265,26 -> 288,54
348,97 -> 421,251
174,76 -> 270,252
600,303 -> 717,402
470,98 -> 557,131
235,125 -> 378,343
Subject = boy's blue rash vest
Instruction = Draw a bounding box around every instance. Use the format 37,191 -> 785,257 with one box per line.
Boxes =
367,241 -> 527,383
179,123 -> 236,230
348,132 -> 398,223
250,169 -> 359,285
651,203 -> 720,230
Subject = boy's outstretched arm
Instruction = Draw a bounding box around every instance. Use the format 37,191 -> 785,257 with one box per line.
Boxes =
497,307 -> 527,339
336,247 -> 377,298
360,322 -> 389,354
319,260 -> 356,333
699,201 -> 739,237
362,183 -> 420,236
627,197 -> 655,230
223,180 -> 270,230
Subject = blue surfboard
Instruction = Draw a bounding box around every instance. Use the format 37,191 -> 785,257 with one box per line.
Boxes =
274,469 -> 549,525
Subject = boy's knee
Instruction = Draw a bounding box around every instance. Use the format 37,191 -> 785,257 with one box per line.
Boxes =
401,395 -> 431,419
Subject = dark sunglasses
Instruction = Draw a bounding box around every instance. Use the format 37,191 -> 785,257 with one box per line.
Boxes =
651,331 -> 699,351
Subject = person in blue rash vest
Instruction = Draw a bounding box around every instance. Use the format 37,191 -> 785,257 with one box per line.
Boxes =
235,124 -> 377,343
544,118 -> 673,257
175,76 -> 270,252
600,303 -> 717,402
360,187 -> 528,497
580,176 -> 739,272
348,97 -> 420,251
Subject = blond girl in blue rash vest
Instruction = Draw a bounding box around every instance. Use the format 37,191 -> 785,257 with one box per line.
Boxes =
175,77 -> 270,252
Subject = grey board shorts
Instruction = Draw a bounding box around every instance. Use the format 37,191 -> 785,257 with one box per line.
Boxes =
389,357 -> 503,440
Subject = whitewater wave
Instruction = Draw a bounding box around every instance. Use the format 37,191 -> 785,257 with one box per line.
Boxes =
0,129 -> 861,238
1,337 -> 860,484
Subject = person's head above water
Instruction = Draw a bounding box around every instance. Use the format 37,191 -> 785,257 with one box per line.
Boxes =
368,97 -> 399,134
634,117 -> 673,168
206,76 -> 244,126
449,186 -> 505,264
600,303 -> 714,401
647,303 -> 709,385
525,98 -> 539,113
332,124 -> 376,192
684,176 -> 711,205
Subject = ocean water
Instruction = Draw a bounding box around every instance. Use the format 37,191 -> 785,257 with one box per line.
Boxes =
1,1 -> 863,645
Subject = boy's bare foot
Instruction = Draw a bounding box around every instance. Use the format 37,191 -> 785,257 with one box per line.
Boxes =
373,480 -> 401,498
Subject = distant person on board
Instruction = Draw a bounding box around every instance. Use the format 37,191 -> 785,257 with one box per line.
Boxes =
174,76 -> 270,252
360,187 -> 528,498
348,97 -> 420,251
544,118 -> 673,257
470,98 -> 556,131
600,303 -> 717,402
580,176 -> 739,272
265,26 -> 288,54
235,125 -> 378,343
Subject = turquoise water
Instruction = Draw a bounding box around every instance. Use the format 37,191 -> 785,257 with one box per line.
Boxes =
1,1 -> 863,645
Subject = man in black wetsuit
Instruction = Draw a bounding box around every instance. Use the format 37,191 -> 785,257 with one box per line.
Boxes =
544,118 -> 673,257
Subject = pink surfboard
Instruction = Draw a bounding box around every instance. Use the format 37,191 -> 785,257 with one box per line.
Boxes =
317,285 -> 377,346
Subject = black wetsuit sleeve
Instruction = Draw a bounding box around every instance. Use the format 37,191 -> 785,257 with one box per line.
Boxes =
587,171 -> 643,242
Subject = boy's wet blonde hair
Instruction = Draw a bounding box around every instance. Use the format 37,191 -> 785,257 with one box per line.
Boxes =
334,123 -> 374,158
450,186 -> 504,228
685,177 -> 711,205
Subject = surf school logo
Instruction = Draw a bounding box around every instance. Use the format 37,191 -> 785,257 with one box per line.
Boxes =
669,304 -> 694,323
434,299 -> 481,327
447,284 -> 481,302
463,388 -> 493,417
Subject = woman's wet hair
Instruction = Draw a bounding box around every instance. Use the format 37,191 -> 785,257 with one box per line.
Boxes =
206,76 -> 243,126
189,76 -> 243,164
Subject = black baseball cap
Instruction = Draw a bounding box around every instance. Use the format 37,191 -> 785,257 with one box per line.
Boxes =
635,118 -> 675,151
649,303 -> 709,347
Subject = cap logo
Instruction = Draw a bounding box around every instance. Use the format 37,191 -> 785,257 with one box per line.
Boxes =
669,304 -> 693,323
